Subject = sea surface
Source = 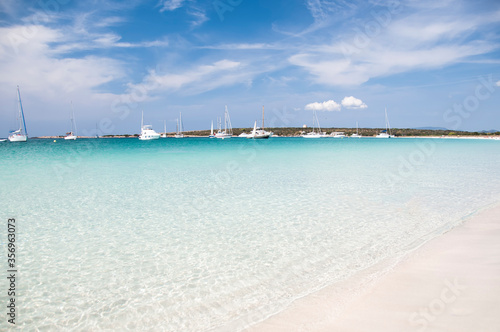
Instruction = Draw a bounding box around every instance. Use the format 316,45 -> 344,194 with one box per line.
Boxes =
1,137 -> 500,331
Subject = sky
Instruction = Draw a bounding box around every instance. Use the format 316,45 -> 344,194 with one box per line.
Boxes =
0,0 -> 499,136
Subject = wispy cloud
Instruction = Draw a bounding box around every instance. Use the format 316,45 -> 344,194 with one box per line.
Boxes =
188,8 -> 208,27
289,3 -> 500,86
200,43 -> 280,50
126,59 -> 248,98
306,0 -> 356,22
0,25 -> 125,100
159,0 -> 185,12
158,0 -> 209,27
93,16 -> 127,28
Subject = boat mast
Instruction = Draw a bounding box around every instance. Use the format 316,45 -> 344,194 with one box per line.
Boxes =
17,86 -> 27,137
224,106 -> 227,133
223,105 -> 232,135
211,120 -> 213,135
314,110 -> 321,133
179,112 -> 183,134
71,101 -> 77,136
385,107 -> 391,136
141,111 -> 144,131
312,111 -> 315,133
262,105 -> 265,130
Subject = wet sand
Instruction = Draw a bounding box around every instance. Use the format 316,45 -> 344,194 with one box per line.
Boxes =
249,203 -> 500,332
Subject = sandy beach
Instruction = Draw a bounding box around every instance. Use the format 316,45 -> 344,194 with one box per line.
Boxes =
249,202 -> 500,332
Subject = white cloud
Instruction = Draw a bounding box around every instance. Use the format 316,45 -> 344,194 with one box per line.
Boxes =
159,0 -> 185,12
289,5 -> 500,86
126,59 -> 245,98
188,8 -> 208,27
158,1 -> 209,27
341,96 -> 367,109
496,80 -> 500,87
201,43 -> 276,50
305,100 -> 341,112
0,25 -> 124,96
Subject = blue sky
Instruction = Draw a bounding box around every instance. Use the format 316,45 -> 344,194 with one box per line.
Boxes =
1,0 -> 499,136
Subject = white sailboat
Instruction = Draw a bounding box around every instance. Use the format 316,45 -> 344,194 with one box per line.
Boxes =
138,111 -> 160,140
209,120 -> 215,138
161,120 -> 167,138
330,132 -> 345,138
376,108 -> 394,138
302,110 -> 326,138
248,106 -> 272,139
215,105 -> 233,139
175,113 -> 184,138
8,86 -> 28,142
64,104 -> 77,140
351,121 -> 362,138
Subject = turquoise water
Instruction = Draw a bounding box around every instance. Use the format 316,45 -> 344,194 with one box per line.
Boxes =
1,137 -> 500,330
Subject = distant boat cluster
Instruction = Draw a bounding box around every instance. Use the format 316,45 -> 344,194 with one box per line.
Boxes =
138,105 -> 273,141
301,108 -> 394,138
2,87 -> 434,142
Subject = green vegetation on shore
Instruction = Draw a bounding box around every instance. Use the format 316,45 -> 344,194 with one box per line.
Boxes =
35,128 -> 499,138
176,128 -> 500,137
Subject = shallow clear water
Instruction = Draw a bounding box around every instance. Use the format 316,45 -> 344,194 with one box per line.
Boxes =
1,137 -> 499,330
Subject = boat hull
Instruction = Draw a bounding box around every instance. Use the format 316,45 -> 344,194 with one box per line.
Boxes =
8,134 -> 27,142
215,134 -> 232,139
139,128 -> 161,140
139,135 -> 160,140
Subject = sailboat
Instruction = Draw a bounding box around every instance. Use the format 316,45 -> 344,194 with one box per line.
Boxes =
209,120 -> 215,138
302,110 -> 325,138
376,108 -> 394,138
138,111 -> 160,140
351,121 -> 362,138
175,112 -> 184,138
215,105 -> 233,139
248,106 -> 272,139
64,104 -> 77,140
161,120 -> 167,138
8,86 -> 28,142
330,131 -> 346,138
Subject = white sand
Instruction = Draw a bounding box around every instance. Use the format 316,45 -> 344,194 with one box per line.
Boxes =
248,203 -> 500,332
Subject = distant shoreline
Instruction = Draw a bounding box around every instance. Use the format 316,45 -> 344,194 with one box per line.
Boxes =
29,127 -> 500,139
